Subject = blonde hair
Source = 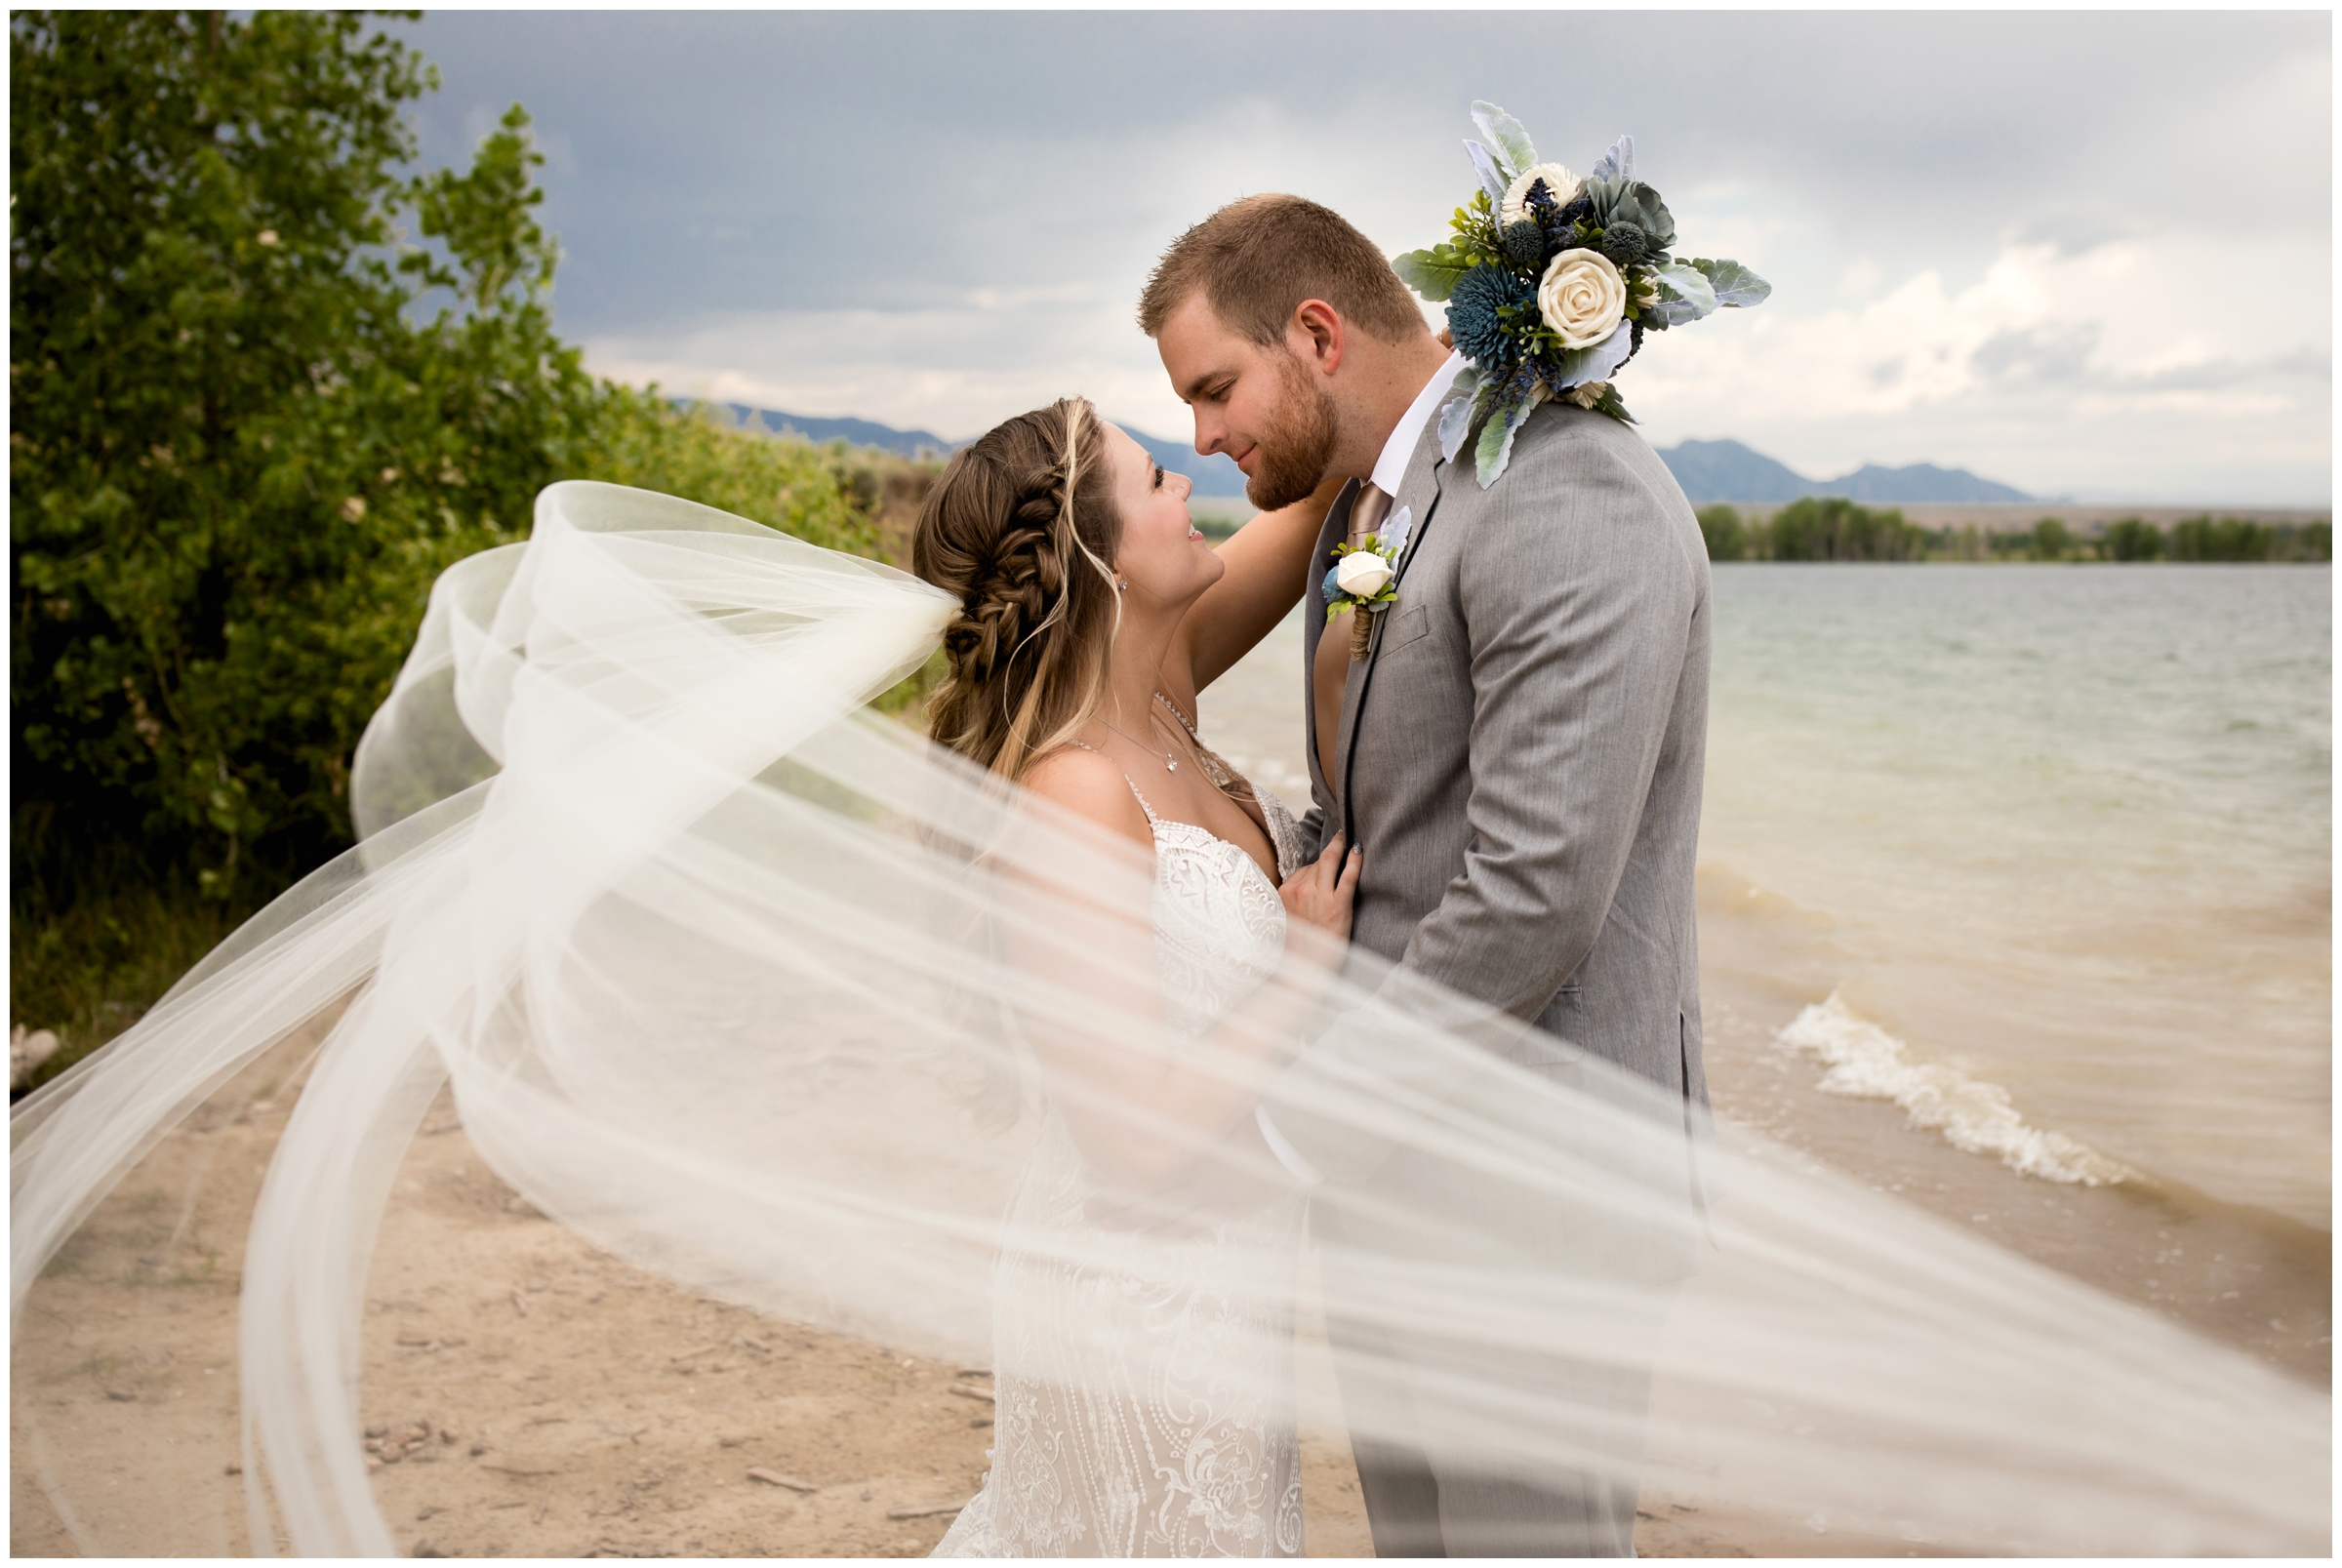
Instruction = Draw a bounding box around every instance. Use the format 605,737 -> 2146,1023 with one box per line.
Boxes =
911,398 -> 1124,782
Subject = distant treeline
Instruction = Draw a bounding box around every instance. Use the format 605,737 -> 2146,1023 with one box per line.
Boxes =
1697,499 -> 2331,564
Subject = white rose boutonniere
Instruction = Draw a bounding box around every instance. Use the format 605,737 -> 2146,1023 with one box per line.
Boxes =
1335,550 -> 1394,599
1323,514 -> 1411,660
1538,248 -> 1628,350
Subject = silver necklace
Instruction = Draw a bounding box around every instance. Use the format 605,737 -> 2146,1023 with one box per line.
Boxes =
1153,691 -> 1244,795
1098,708 -> 1182,773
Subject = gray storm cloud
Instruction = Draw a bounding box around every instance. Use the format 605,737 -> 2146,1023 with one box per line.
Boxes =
394,12 -> 2331,503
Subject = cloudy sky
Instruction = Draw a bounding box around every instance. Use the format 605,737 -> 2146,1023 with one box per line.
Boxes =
396,11 -> 2330,504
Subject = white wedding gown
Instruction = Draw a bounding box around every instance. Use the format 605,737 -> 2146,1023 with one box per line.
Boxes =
937,774 -> 1314,1558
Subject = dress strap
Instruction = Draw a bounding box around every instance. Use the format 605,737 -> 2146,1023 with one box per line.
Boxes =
1066,740 -> 1161,826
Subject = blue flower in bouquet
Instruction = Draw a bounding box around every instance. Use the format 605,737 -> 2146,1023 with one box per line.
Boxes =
1445,265 -> 1536,368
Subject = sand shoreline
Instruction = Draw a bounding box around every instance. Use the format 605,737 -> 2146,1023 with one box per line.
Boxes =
14,943 -> 2327,1558
1695,872 -> 2331,1386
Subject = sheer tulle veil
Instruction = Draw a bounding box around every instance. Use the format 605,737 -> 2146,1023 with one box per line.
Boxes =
11,481 -> 2327,1555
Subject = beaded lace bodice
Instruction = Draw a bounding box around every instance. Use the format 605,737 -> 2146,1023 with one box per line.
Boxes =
933,774 -> 1311,1559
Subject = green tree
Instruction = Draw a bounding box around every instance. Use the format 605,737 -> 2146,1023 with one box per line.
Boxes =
11,14 -> 880,904
15,12 -> 546,898
2279,521 -> 2330,562
1696,503 -> 1748,561
2169,515 -> 2274,562
2103,517 -> 2164,561
1763,497 -> 1926,562
10,12 -> 907,1078
2028,517 -> 2072,562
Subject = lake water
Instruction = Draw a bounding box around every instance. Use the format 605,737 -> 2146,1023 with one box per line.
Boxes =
1199,565 -> 2331,1237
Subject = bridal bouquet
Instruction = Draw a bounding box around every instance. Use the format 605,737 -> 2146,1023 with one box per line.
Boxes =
1395,102 -> 1769,485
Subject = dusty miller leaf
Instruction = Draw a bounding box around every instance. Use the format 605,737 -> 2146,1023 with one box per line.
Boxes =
1464,140 -> 1510,208
1470,101 -> 1537,181
1651,259 -> 1716,324
1474,372 -> 1541,488
1690,257 -> 1771,307
1588,135 -> 1635,185
1437,366 -> 1482,462
1551,320 -> 1635,389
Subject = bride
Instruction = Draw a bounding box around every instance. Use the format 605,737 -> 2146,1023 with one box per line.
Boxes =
909,398 -> 1348,1555
10,403 -> 2325,1558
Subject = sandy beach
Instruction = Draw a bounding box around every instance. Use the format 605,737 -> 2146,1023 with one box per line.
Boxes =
16,921 -> 2322,1560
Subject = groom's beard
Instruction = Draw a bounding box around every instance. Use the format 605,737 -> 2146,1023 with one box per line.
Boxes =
1244,351 -> 1342,512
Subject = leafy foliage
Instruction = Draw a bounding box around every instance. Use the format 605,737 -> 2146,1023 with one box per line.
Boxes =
1761,498 -> 1930,562
2028,517 -> 2074,562
1469,101 -> 1537,180
2103,517 -> 2166,562
1588,135 -> 1634,186
1696,504 -> 1751,561
10,11 -> 929,1079
14,12 -> 575,899
1695,506 -> 2329,565
1690,257 -> 1772,308
1392,242 -> 1478,303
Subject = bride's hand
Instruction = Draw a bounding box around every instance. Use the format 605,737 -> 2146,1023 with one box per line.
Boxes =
1281,833 -> 1361,945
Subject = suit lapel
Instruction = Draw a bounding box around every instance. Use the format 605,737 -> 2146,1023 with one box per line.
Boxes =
1336,419 -> 1450,838
1302,480 -> 1361,809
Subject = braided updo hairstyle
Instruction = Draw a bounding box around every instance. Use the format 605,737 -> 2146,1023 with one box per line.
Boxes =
913,398 -> 1124,782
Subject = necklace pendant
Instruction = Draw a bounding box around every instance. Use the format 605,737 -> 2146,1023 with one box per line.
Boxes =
1167,759 -> 1178,771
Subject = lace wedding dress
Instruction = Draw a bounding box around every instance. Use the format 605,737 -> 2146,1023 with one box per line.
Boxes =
935,769 -> 1313,1558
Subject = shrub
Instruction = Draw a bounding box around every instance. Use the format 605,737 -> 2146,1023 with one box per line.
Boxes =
1696,503 -> 1749,561
2103,518 -> 2164,562
2170,515 -> 2275,562
9,13 -> 926,1083
1763,496 -> 1927,562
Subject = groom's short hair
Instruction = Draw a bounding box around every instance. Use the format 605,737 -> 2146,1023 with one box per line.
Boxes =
1138,194 -> 1425,348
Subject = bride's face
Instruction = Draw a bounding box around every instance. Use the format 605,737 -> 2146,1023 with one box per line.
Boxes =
1105,423 -> 1219,613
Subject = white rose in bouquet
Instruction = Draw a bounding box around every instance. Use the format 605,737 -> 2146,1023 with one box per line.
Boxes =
1335,551 -> 1395,599
1538,248 -> 1628,350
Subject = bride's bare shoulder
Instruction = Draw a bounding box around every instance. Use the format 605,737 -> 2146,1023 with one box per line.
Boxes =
1023,745 -> 1153,847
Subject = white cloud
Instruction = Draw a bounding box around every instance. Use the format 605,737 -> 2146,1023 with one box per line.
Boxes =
515,15 -> 2328,506
1632,239 -> 2332,503
586,292 -> 1192,447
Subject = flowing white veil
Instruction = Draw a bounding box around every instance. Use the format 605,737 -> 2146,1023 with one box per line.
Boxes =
11,481 -> 2327,1555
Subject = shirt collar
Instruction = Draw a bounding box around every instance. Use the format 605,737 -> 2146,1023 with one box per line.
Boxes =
1369,349 -> 1467,498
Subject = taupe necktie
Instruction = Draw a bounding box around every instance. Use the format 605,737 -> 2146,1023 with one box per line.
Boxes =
1349,482 -> 1393,545
1344,483 -> 1393,660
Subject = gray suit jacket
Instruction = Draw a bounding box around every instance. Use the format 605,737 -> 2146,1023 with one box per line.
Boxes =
1300,398 -> 1712,1112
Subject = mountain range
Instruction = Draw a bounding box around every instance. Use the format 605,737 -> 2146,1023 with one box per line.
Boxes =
729,405 -> 1250,498
727,406 -> 2029,506
1653,438 -> 2032,504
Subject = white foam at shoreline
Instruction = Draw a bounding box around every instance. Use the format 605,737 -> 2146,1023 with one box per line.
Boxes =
1776,993 -> 2136,1186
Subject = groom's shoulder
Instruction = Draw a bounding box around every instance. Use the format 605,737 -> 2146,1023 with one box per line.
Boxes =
1500,401 -> 1687,514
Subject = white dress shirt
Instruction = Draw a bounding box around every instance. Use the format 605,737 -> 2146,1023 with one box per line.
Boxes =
1369,349 -> 1467,504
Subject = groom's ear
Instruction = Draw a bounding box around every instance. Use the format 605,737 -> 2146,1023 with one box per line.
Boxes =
1288,300 -> 1346,379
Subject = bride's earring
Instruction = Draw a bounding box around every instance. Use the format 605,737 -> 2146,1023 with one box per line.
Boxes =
1115,574 -> 1130,592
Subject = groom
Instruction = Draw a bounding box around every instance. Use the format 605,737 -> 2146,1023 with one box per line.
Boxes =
1141,194 -> 1711,1556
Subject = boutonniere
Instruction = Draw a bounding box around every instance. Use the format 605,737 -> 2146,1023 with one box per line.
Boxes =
1324,505 -> 1412,661
1393,102 -> 1770,489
